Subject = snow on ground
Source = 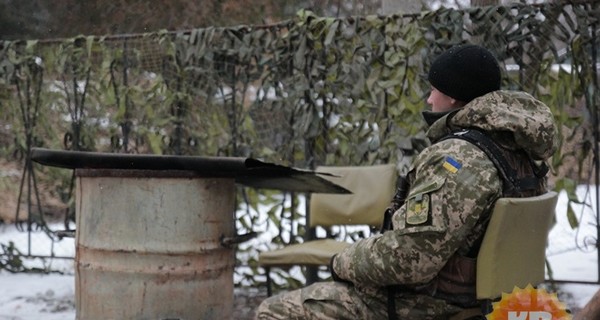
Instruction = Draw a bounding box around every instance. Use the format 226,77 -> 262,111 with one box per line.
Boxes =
0,273 -> 74,320
0,186 -> 599,319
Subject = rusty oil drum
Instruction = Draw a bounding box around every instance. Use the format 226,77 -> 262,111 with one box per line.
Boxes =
75,169 -> 235,320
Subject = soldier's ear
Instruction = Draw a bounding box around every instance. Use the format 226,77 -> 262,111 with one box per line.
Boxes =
451,99 -> 466,108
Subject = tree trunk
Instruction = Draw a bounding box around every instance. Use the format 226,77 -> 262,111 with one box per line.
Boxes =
575,289 -> 600,320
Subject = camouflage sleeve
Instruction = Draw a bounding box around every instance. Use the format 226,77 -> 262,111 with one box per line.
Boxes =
331,139 -> 502,287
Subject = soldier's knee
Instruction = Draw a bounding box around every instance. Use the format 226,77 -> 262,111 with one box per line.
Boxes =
254,296 -> 277,320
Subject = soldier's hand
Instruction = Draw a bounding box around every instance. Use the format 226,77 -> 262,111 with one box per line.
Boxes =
329,254 -> 350,284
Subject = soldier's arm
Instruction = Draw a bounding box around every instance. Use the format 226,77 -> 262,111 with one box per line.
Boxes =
331,140 -> 501,287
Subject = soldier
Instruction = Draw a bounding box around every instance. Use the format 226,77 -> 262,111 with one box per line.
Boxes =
255,44 -> 559,320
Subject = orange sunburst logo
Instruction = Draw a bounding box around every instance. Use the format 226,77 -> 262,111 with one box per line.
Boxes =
487,284 -> 571,320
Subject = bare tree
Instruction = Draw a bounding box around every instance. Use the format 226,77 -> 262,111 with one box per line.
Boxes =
0,0 -> 387,40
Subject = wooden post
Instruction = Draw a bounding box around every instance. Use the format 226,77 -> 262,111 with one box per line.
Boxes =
575,289 -> 600,320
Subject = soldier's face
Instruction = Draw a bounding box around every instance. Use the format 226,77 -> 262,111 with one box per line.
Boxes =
427,87 -> 462,112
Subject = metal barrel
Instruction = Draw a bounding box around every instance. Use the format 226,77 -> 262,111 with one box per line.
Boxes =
75,169 -> 236,320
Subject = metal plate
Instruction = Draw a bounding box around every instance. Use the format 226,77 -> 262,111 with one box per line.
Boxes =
31,148 -> 350,194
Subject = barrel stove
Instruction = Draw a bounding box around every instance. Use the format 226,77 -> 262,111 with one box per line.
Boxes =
31,148 -> 348,320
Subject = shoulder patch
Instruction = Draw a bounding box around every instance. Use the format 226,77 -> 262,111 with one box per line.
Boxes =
442,156 -> 462,173
406,193 -> 430,225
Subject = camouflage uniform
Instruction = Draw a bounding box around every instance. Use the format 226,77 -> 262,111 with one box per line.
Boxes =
255,90 -> 559,320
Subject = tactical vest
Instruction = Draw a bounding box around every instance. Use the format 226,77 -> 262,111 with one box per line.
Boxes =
386,129 -> 549,319
425,129 -> 549,307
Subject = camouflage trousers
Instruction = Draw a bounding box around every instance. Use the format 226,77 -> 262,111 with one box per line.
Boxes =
255,281 -> 463,320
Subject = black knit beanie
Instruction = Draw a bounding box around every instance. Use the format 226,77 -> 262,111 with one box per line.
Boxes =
428,44 -> 501,103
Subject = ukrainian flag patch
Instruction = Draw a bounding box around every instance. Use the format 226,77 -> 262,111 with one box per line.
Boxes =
442,156 -> 462,173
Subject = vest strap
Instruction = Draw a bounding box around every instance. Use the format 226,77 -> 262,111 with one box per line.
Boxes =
440,129 -> 545,195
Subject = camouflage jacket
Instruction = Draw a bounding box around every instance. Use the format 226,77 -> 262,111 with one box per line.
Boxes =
331,90 -> 559,288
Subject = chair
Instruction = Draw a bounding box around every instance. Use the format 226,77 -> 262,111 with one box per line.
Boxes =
450,191 -> 559,319
258,164 -> 398,296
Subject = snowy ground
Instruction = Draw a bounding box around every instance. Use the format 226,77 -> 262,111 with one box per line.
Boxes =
0,186 -> 599,319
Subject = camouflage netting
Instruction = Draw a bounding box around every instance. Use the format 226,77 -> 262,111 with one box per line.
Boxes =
0,2 -> 598,290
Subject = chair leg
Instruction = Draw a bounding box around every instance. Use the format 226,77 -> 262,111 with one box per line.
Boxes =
265,266 -> 272,297
305,265 -> 319,285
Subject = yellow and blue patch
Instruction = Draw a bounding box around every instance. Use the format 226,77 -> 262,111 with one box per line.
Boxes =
442,156 -> 462,173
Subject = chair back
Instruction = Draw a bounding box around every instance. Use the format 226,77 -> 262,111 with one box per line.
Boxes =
309,164 -> 397,229
476,191 -> 558,300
